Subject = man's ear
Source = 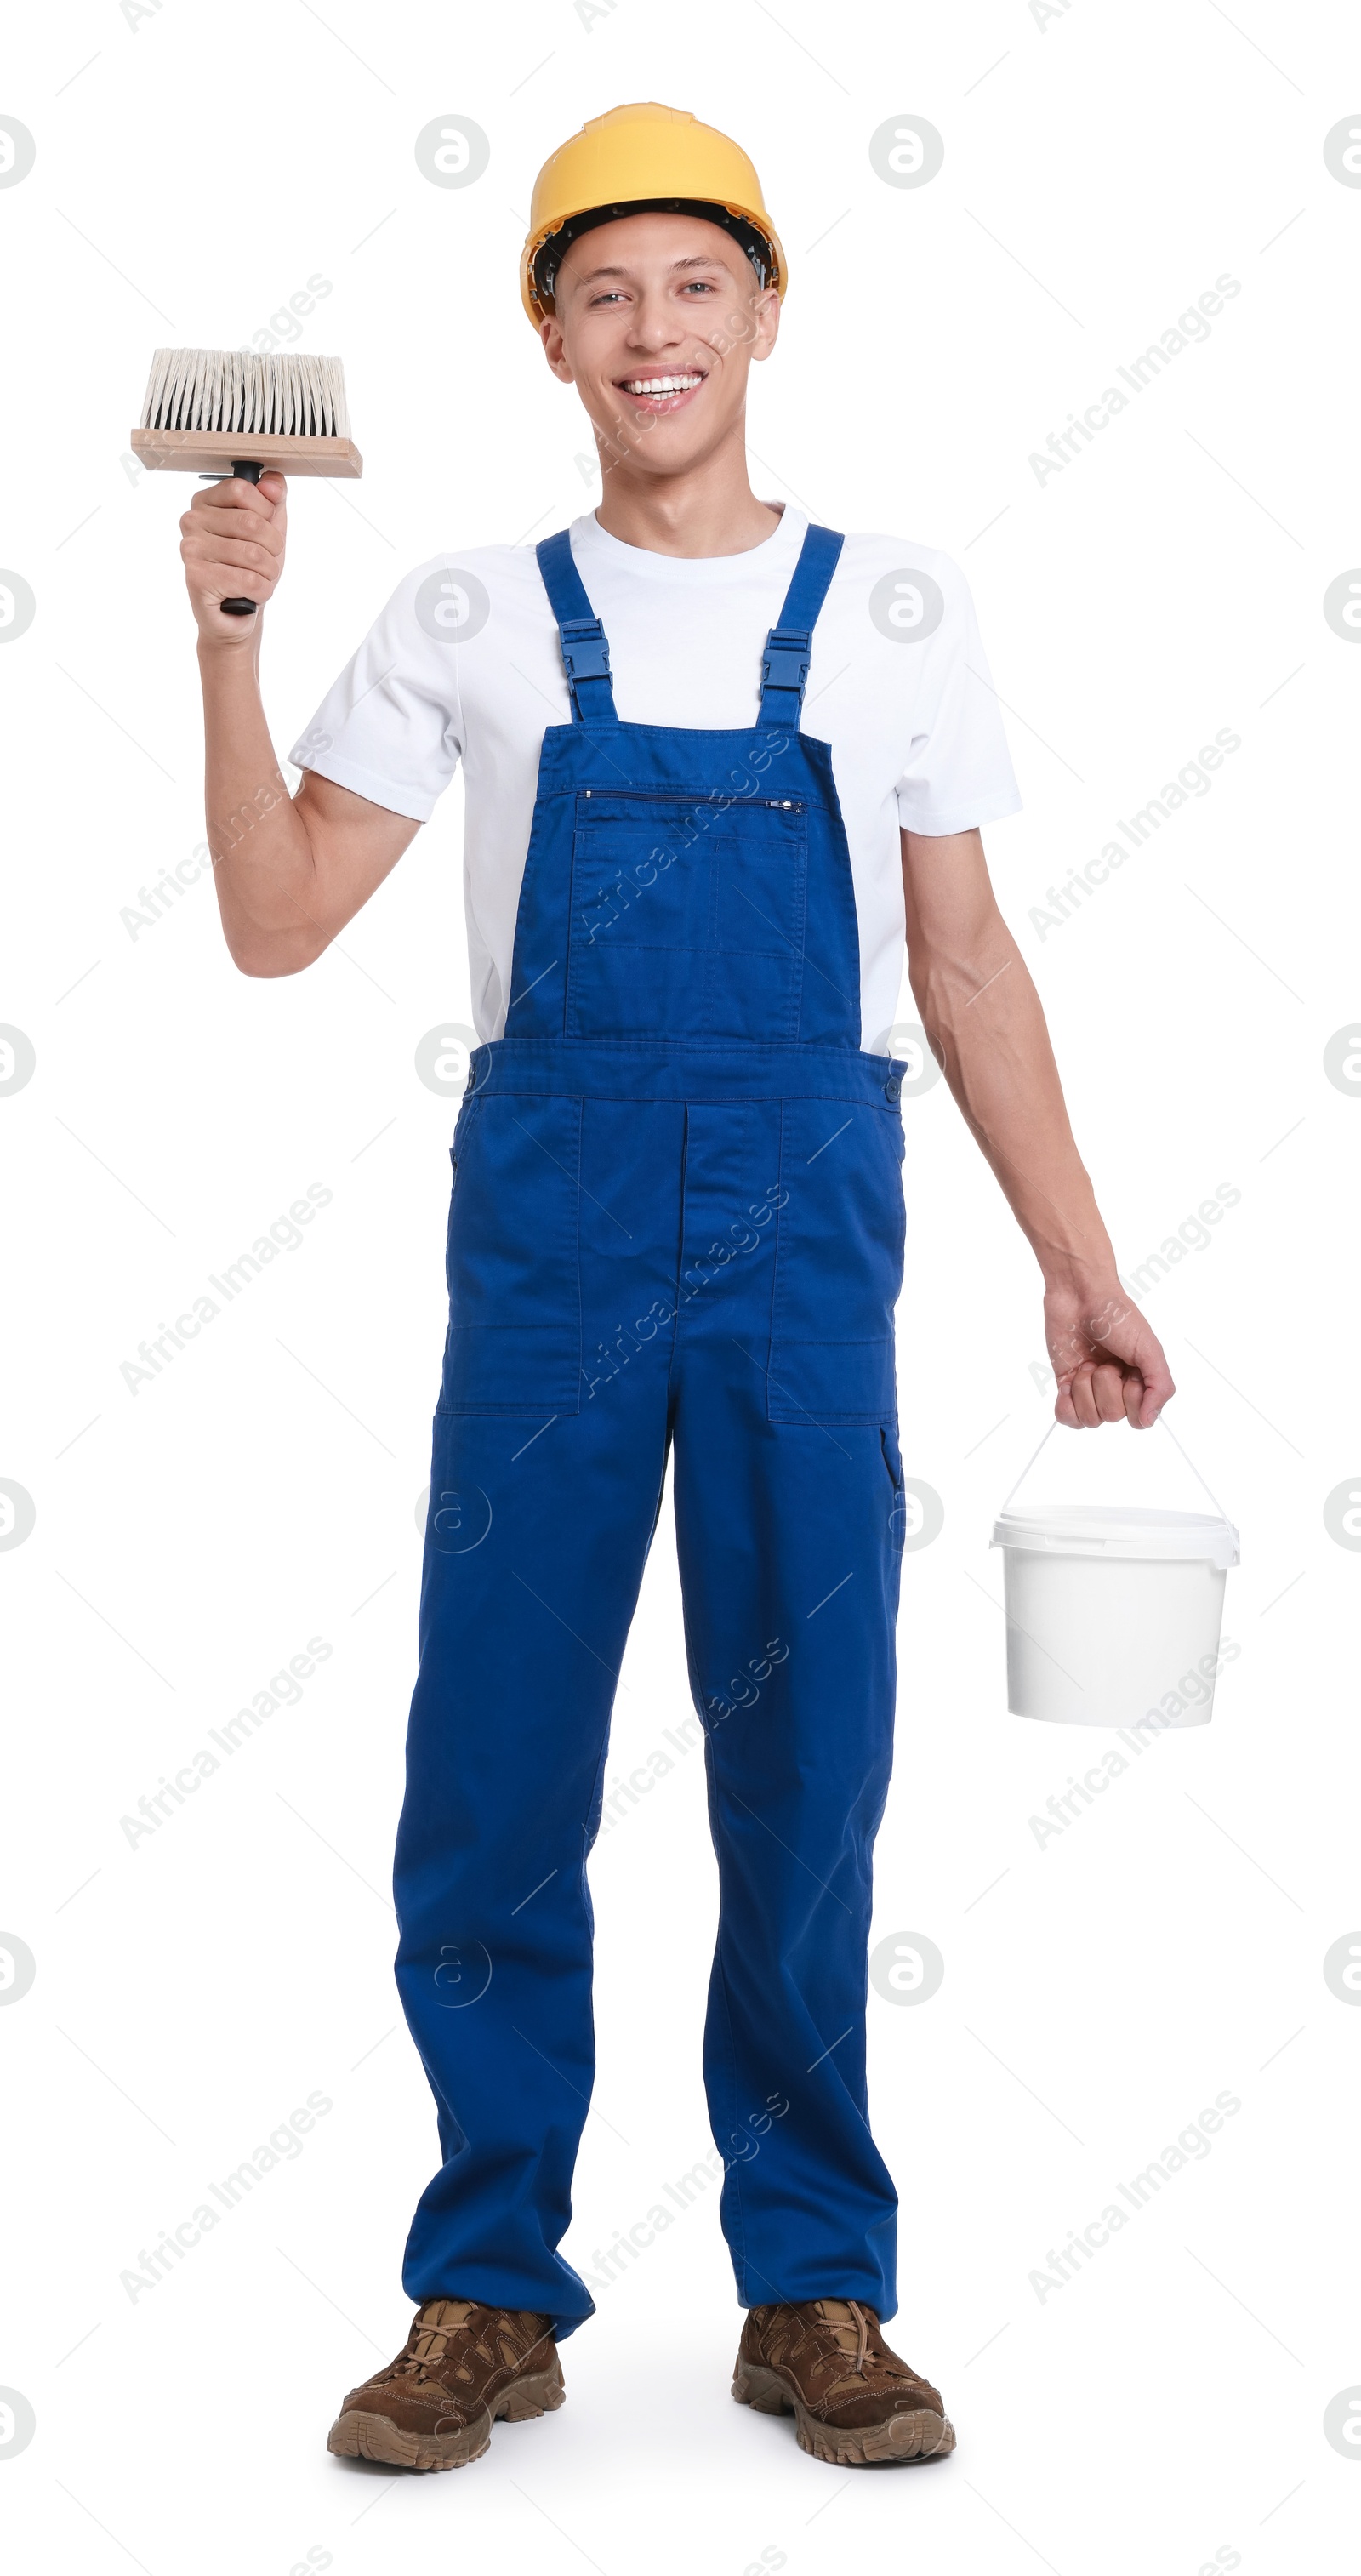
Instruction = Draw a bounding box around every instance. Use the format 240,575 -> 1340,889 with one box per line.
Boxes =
750,288 -> 781,364
540,316 -> 574,384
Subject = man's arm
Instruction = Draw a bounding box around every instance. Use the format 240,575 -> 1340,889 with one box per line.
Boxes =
181,468 -> 419,977
900,826 -> 1174,1430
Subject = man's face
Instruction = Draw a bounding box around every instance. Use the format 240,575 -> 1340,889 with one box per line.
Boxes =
540,212 -> 779,477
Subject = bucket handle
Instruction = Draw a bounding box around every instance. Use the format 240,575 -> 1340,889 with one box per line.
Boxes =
999,1412 -> 1232,1523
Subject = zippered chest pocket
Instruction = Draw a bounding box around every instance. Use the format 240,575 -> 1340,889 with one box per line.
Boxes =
566,789 -> 809,1040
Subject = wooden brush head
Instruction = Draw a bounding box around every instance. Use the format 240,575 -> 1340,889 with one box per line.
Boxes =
132,348 -> 362,476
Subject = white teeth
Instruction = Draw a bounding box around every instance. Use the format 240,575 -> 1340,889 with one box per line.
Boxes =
622,373 -> 703,396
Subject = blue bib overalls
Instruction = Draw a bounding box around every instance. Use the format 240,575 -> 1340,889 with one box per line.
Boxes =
393,523 -> 910,2336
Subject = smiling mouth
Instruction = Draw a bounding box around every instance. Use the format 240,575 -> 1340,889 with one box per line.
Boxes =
615,370 -> 708,407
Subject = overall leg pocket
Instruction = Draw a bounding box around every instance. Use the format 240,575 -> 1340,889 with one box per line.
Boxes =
766,1098 -> 904,1426
439,1094 -> 583,1416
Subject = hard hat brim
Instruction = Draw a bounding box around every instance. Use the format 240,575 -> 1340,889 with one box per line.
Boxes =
526,197 -> 784,325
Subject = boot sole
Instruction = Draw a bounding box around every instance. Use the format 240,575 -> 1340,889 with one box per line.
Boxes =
732,2360 -> 955,2466
327,2361 -> 565,2472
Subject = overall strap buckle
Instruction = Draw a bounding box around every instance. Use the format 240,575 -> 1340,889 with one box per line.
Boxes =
535,532 -> 622,727
758,625 -> 812,727
558,616 -> 616,726
758,523 -> 846,731
761,627 -> 811,696
559,616 -> 612,687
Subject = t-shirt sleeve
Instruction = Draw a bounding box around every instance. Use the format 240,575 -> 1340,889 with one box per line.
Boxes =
892,557 -> 1022,836
286,560 -> 464,824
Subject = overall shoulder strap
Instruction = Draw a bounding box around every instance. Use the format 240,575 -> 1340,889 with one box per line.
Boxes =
757,522 -> 845,730
536,530 -> 618,727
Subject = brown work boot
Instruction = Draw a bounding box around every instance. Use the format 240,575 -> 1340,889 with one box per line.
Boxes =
327,2295 -> 564,2471
732,2298 -> 955,2466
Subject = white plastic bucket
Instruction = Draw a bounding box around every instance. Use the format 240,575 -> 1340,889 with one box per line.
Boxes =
990,1504 -> 1240,1727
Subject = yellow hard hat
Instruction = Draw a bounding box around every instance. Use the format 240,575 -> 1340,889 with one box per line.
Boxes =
521,101 -> 786,327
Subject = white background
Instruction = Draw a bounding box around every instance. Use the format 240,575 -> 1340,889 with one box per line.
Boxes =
3,3 -> 1359,2570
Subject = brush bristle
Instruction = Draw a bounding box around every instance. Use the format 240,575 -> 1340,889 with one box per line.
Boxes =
139,349 -> 351,439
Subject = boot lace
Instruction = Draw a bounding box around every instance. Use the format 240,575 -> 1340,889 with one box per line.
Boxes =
395,2299 -> 492,2384
795,2299 -> 916,2383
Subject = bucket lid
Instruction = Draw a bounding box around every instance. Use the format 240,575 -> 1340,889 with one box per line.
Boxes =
990,1503 -> 1239,1569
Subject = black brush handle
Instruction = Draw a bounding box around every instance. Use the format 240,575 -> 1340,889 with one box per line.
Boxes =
221,459 -> 262,616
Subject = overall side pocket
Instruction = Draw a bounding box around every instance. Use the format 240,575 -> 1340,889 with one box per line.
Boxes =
880,1421 -> 908,1552
438,1093 -> 583,1416
766,1097 -> 904,1427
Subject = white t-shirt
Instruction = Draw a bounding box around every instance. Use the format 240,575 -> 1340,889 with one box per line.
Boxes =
289,505 -> 1021,1051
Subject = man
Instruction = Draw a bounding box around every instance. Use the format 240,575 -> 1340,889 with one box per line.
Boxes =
180,102 -> 1171,2472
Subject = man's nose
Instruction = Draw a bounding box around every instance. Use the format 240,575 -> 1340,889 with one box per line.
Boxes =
624,294 -> 687,352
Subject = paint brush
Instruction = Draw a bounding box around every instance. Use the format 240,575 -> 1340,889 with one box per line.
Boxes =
132,346 -> 362,615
